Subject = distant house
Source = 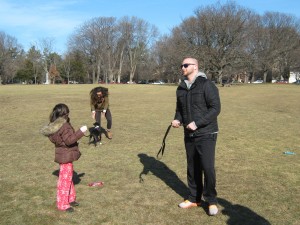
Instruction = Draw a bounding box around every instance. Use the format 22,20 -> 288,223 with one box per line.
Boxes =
280,67 -> 300,83
289,71 -> 299,83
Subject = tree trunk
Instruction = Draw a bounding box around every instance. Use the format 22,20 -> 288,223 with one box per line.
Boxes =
92,68 -> 96,84
45,71 -> 50,84
129,64 -> 137,83
117,49 -> 124,83
96,61 -> 101,84
263,70 -> 268,82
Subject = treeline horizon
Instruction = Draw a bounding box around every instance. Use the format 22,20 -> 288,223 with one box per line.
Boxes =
1,1 -> 300,84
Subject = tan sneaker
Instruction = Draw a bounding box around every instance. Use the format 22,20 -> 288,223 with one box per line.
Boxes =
106,130 -> 113,139
178,200 -> 201,208
208,205 -> 218,216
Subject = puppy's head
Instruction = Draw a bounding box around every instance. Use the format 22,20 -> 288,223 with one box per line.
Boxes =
92,122 -> 101,132
93,122 -> 100,128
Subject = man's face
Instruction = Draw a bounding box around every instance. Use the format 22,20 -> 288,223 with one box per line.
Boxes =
181,59 -> 196,77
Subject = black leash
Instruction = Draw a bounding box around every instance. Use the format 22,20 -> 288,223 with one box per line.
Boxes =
156,124 -> 172,159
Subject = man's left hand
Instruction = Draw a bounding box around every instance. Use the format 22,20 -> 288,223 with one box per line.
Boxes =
186,121 -> 197,131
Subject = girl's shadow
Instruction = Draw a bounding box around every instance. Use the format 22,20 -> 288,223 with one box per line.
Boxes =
52,170 -> 85,185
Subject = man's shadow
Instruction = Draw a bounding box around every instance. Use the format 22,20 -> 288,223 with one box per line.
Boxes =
138,153 -> 189,199
138,153 -> 270,223
218,198 -> 271,225
52,170 -> 85,185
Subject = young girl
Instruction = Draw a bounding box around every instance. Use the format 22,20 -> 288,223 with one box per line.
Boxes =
41,103 -> 87,213
90,86 -> 113,140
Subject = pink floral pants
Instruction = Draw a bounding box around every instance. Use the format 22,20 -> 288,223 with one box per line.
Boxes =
57,163 -> 76,210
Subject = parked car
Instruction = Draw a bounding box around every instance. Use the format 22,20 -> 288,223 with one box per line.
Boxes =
69,80 -> 79,84
153,81 -> 165,85
137,80 -> 149,84
293,80 -> 300,85
221,79 -> 231,86
276,80 -> 288,84
253,79 -> 263,84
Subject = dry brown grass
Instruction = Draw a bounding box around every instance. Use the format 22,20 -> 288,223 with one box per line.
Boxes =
0,83 -> 299,225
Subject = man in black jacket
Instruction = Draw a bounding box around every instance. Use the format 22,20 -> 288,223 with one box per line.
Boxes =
172,57 -> 221,216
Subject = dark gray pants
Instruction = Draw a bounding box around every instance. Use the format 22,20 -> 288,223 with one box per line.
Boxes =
95,109 -> 112,130
184,133 -> 217,205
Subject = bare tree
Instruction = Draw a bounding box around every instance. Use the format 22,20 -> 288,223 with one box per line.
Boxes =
115,17 -> 131,83
68,16 -> 158,84
155,1 -> 300,84
125,16 -> 158,83
48,63 -> 60,84
257,12 -> 300,82
38,38 -> 54,84
68,17 -> 118,84
68,20 -> 98,83
189,2 -> 254,82
99,17 -> 118,83
62,52 -> 71,84
27,46 -> 42,84
0,31 -> 23,84
156,2 -> 254,83
153,35 -> 183,83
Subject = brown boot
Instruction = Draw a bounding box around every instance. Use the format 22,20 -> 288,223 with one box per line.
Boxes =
106,130 -> 113,139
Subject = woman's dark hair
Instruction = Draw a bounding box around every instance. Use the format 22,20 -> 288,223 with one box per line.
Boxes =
49,103 -> 70,122
90,86 -> 108,106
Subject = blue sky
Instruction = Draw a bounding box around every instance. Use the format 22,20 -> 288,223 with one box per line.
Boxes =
0,0 -> 299,54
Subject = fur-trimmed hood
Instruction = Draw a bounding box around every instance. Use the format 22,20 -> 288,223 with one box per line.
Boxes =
40,117 -> 67,137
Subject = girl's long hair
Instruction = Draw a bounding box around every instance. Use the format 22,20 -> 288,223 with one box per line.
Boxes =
90,86 -> 108,106
49,103 -> 70,123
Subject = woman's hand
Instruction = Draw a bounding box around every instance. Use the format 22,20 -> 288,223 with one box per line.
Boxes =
91,111 -> 96,119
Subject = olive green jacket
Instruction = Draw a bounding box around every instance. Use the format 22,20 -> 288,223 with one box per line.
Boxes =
91,96 -> 109,112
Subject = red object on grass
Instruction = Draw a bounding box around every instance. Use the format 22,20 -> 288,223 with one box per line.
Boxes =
88,181 -> 104,187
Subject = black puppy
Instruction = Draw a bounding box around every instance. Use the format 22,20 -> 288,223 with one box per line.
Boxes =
88,122 -> 102,146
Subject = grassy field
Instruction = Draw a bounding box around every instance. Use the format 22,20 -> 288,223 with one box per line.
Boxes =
0,83 -> 299,225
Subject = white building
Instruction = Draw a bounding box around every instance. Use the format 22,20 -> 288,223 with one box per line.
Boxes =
289,71 -> 300,83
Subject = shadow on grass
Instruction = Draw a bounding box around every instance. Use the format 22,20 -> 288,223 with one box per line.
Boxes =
138,153 -> 189,199
218,198 -> 271,225
52,170 -> 85,185
138,153 -> 270,224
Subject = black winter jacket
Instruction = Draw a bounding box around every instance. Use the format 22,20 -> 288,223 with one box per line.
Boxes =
174,76 -> 221,137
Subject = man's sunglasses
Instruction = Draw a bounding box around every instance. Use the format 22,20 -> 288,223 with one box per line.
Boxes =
181,63 -> 195,69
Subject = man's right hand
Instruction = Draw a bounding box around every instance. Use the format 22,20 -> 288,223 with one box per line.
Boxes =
171,120 -> 181,128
